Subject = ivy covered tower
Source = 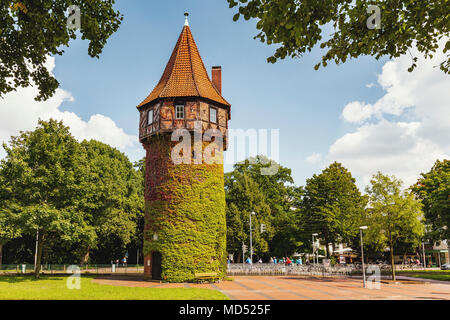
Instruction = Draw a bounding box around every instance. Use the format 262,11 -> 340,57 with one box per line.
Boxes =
137,14 -> 230,282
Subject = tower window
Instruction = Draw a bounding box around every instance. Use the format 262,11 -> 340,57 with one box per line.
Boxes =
210,107 -> 217,123
147,109 -> 153,125
175,105 -> 185,119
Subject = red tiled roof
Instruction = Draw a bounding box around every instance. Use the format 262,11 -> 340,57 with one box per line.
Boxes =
138,25 -> 230,108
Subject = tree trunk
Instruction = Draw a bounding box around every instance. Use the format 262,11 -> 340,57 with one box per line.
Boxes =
82,247 -> 90,266
0,243 -> 3,267
34,232 -> 45,279
325,243 -> 330,259
324,236 -> 330,258
390,242 -> 396,281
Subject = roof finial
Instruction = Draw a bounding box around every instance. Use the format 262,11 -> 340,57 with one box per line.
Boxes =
184,12 -> 189,26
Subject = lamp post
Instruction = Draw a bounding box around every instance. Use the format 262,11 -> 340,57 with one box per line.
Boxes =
422,242 -> 427,270
360,226 -> 368,288
250,212 -> 256,264
312,233 -> 318,265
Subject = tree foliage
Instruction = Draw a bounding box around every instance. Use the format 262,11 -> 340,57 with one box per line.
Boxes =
412,160 -> 449,242
74,140 -> 144,264
0,119 -> 94,276
0,0 -> 123,100
225,156 -> 302,260
0,186 -> 21,265
364,172 -> 424,280
225,171 -> 271,260
227,0 -> 450,73
300,162 -> 367,257
0,120 -> 144,271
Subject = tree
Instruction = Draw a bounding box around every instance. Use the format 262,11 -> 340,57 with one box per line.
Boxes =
269,185 -> 304,258
230,156 -> 303,257
225,156 -> 303,260
365,172 -> 424,280
1,0 -> 123,100
394,234 -> 422,268
0,209 -> 21,266
227,0 -> 449,73
0,168 -> 22,266
412,160 -> 449,263
301,162 -> 367,257
0,119 -> 95,277
76,140 -> 144,264
127,158 -> 146,265
225,171 -> 271,262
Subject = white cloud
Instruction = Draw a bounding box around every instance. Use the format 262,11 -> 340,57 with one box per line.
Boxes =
305,152 -> 323,164
341,101 -> 374,123
0,56 -> 144,162
365,83 -> 375,88
326,40 -> 450,188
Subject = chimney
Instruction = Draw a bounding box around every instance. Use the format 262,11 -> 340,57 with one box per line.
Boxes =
212,66 -> 222,94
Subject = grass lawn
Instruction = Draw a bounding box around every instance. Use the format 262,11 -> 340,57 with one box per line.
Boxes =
397,270 -> 450,282
0,276 -> 229,300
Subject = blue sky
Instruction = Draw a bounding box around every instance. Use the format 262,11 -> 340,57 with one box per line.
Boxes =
1,0 -> 448,189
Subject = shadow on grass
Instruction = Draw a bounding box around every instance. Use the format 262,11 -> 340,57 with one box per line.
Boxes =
0,274 -> 95,283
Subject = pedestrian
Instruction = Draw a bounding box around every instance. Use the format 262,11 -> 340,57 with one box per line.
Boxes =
273,257 -> 277,264
286,257 -> 292,266
269,257 -> 274,264
258,258 -> 263,264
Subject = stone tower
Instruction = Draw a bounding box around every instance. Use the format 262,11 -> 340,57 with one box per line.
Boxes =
137,14 -> 231,282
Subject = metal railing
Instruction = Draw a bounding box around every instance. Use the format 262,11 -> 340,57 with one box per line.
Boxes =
226,263 -> 354,277
0,264 -> 144,275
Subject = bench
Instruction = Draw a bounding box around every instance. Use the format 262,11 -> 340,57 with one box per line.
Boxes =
194,272 -> 220,283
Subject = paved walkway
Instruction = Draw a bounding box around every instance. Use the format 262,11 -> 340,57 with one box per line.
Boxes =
93,275 -> 450,300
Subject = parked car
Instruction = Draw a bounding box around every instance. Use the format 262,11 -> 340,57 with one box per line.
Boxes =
441,263 -> 450,270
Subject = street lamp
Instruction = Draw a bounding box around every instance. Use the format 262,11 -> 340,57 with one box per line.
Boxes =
312,233 -> 318,265
250,212 -> 256,264
360,226 -> 368,288
422,241 -> 426,270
